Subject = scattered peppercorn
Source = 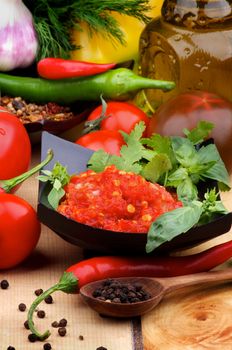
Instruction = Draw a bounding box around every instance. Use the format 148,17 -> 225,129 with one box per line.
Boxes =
24,320 -> 30,330
34,288 -> 43,296
44,295 -> 53,304
28,333 -> 38,342
43,343 -> 52,350
1,279 -> 9,289
96,347 -> 108,350
18,303 -> 26,312
7,346 -> 15,350
37,310 -> 46,319
92,279 -> 151,304
79,335 -> 84,341
58,318 -> 67,327
51,321 -> 59,328
58,327 -> 67,337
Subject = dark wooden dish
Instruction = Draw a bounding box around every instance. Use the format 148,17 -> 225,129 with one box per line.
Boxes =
37,132 -> 232,256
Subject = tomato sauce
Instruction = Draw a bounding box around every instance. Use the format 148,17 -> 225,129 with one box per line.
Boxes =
57,165 -> 182,233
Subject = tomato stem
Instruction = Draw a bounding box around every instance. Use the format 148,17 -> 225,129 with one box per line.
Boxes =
0,149 -> 53,193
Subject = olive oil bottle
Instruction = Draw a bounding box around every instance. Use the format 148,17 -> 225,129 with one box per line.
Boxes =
139,0 -> 232,110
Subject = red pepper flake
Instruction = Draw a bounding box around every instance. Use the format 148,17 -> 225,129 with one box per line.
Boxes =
58,165 -> 182,233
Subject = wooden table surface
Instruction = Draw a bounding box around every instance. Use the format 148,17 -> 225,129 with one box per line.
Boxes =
1,141 -> 232,350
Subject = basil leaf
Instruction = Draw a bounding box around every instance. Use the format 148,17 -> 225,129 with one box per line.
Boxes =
171,136 -> 199,167
177,177 -> 198,203
146,202 -> 203,253
141,153 -> 172,183
198,144 -> 230,190
47,187 -> 65,210
166,167 -> 188,187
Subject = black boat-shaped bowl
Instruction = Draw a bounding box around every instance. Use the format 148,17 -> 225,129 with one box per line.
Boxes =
37,132 -> 232,255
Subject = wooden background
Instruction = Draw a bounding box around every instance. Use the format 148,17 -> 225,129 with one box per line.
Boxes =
1,143 -> 232,350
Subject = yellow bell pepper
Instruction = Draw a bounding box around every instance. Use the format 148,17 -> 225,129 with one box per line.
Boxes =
70,0 -> 163,64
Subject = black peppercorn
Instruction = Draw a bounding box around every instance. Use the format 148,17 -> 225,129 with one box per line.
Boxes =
79,335 -> 84,341
59,318 -> 67,327
58,327 -> 66,337
37,310 -> 46,318
51,321 -> 59,328
44,295 -> 53,304
24,320 -> 30,330
1,279 -> 9,289
96,347 -> 108,350
43,343 -> 52,350
7,346 -> 15,350
34,288 -> 43,296
28,333 -> 38,342
18,303 -> 26,312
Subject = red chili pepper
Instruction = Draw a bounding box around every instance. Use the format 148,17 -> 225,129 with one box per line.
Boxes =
27,239 -> 232,340
37,58 -> 116,80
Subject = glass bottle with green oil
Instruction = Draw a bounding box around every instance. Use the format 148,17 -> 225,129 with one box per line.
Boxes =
138,0 -> 232,110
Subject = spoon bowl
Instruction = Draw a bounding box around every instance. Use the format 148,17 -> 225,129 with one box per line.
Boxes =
80,269 -> 232,318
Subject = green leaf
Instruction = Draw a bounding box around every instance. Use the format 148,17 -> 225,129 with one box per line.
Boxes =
198,144 -> 231,190
141,153 -> 172,183
88,150 -> 112,172
88,121 -> 148,173
176,177 -> 198,203
142,133 -> 175,165
171,136 -> 199,168
146,202 -> 203,253
47,187 -> 65,210
183,120 -> 214,145
166,167 -> 188,187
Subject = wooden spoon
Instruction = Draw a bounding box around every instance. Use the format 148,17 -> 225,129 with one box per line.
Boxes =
80,269 -> 232,318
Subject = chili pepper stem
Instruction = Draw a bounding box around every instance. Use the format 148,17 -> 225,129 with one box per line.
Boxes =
0,148 -> 53,193
27,272 -> 78,341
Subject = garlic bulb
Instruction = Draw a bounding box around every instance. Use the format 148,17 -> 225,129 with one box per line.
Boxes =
0,0 -> 38,71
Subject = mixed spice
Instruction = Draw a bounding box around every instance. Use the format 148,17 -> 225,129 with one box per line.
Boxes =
0,96 -> 75,124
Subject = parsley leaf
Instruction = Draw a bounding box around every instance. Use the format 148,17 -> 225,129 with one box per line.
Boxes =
88,122 -> 149,173
183,120 -> 214,145
37,162 -> 70,209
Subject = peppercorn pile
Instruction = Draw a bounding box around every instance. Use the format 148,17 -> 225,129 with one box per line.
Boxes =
92,279 -> 151,303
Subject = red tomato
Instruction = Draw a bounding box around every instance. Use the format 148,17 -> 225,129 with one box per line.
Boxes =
87,101 -> 150,135
0,193 -> 41,269
75,130 -> 125,155
147,91 -> 232,171
0,107 -> 31,181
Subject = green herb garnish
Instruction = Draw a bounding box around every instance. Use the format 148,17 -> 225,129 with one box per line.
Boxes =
38,162 -> 70,209
23,0 -> 151,60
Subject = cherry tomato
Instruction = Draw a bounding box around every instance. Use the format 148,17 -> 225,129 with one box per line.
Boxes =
0,193 -> 41,269
0,107 -> 31,180
87,101 -> 150,135
147,91 -> 232,171
75,130 -> 125,155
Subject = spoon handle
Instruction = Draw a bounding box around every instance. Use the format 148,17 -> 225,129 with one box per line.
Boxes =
157,268 -> 232,294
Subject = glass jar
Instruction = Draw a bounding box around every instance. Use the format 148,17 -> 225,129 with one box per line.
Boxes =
139,0 -> 232,110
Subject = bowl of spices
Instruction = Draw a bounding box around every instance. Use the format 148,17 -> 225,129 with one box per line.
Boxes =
37,131 -> 232,256
0,95 -> 93,143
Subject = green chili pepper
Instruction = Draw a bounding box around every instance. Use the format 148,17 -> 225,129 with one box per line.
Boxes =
0,68 -> 175,104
